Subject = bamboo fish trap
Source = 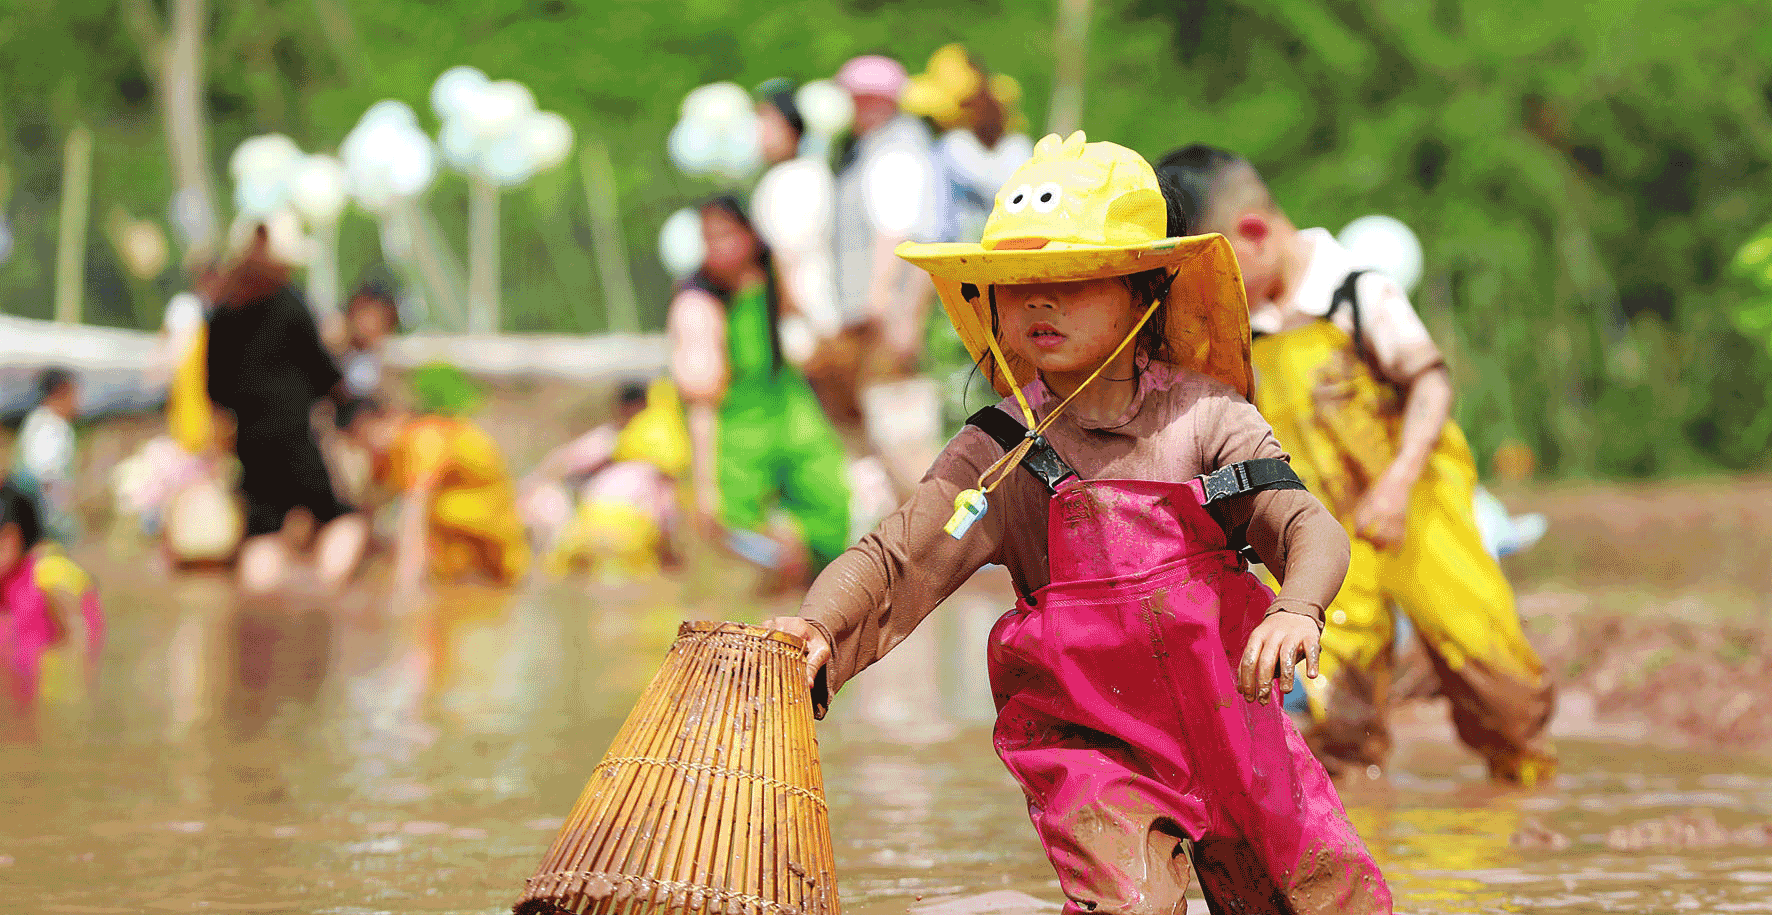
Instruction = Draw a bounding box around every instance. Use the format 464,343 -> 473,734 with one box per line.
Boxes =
516,621 -> 841,915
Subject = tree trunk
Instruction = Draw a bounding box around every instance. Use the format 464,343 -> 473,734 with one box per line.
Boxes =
579,140 -> 641,333
1047,0 -> 1093,136
165,0 -> 221,256
54,124 -> 93,325
467,175 -> 501,334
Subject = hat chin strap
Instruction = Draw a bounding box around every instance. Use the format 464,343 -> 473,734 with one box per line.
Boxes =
973,287 -> 1165,496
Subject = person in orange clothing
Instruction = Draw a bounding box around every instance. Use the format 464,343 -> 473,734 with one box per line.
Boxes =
340,364 -> 528,591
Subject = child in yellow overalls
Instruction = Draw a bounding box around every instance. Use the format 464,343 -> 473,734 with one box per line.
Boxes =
520,379 -> 692,581
1158,144 -> 1556,785
342,364 -> 528,590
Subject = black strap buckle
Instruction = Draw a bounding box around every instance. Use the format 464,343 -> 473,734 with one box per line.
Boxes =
1195,458 -> 1307,505
966,406 -> 1080,494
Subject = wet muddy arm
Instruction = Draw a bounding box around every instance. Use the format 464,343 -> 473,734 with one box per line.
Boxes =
1238,489 -> 1348,628
799,437 -> 1005,715
1384,364 -> 1453,490
1207,392 -> 1346,626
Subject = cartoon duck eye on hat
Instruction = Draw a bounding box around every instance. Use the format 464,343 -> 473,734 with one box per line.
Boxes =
896,131 -> 1255,399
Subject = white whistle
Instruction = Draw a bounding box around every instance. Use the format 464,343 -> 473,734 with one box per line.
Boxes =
945,489 -> 988,539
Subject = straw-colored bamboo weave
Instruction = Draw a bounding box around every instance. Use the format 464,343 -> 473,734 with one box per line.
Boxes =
515,621 -> 841,915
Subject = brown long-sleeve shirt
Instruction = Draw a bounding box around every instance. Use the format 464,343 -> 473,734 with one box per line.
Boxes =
801,362 -> 1351,710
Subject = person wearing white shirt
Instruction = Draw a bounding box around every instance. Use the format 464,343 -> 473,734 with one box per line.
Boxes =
12,368 -> 80,542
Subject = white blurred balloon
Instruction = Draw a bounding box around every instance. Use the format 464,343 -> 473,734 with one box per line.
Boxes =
342,103 -> 437,211
438,119 -> 480,171
864,148 -> 931,236
682,82 -> 752,129
362,99 -> 420,130
431,67 -> 572,189
229,133 -> 302,182
482,134 -> 538,187
461,79 -> 535,140
796,80 -> 854,138
658,207 -> 706,279
289,154 -> 349,224
712,125 -> 762,180
431,66 -> 489,121
234,177 -> 288,218
1338,214 -> 1425,294
521,111 -> 574,171
384,134 -> 437,197
668,120 -> 720,175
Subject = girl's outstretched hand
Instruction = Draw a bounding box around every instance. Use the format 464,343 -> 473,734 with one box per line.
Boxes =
763,616 -> 833,689
1238,610 -> 1321,704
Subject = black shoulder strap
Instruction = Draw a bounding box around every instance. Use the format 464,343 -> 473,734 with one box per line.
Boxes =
1197,458 -> 1308,564
1329,269 -> 1369,360
965,405 -> 1078,494
1195,458 -> 1306,505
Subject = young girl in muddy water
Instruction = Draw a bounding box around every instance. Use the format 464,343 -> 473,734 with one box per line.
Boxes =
767,133 -> 1391,914
1,481 -> 103,712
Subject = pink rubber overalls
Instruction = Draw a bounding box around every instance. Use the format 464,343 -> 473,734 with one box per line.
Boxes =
1,552 -> 105,706
977,412 -> 1390,914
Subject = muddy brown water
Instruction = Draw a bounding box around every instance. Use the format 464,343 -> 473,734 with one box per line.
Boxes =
3,539 -> 1771,915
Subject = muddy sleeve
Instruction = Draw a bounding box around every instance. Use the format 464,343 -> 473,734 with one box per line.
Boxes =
1206,394 -> 1348,627
1354,272 -> 1445,386
800,428 -> 1005,716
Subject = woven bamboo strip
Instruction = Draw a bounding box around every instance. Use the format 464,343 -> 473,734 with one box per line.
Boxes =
748,634 -> 782,915
721,632 -> 764,910
793,652 -> 833,915
676,632 -> 747,910
765,633 -> 792,915
708,632 -> 759,913
626,628 -> 740,907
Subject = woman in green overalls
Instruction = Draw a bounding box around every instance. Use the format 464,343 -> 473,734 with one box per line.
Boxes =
666,196 -> 851,588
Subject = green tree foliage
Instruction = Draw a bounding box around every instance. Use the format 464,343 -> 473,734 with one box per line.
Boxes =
2,0 -> 1770,477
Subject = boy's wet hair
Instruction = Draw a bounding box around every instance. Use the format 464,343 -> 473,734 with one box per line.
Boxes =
36,366 -> 76,403
0,480 -> 43,552
1155,144 -> 1270,236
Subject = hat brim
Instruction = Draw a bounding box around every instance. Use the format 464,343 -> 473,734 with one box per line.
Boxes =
907,233 -> 1255,400
898,236 -> 1209,285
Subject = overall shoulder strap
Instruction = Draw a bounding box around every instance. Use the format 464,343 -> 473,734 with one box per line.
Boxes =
1196,458 -> 1308,563
1195,458 -> 1306,505
966,405 -> 1078,494
1328,269 -> 1369,359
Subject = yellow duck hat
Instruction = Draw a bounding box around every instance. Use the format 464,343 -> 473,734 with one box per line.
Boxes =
896,131 -> 1253,399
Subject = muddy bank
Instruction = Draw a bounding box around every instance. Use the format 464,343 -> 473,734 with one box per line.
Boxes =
1487,479 -> 1772,753
1517,587 -> 1772,751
